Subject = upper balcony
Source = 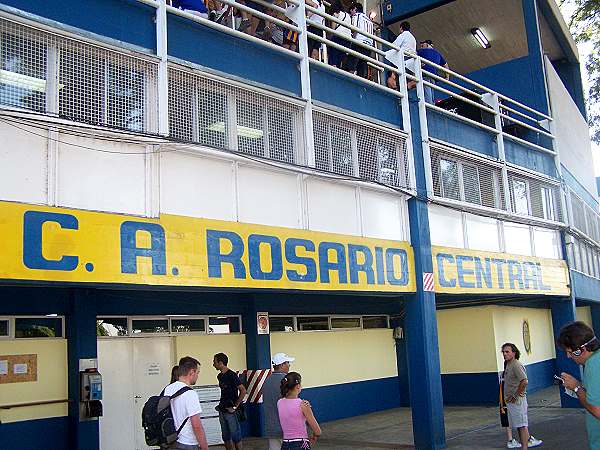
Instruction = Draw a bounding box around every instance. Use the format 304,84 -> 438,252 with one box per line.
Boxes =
0,0 -> 567,229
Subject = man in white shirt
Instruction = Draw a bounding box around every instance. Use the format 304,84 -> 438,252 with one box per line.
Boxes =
345,2 -> 374,79
164,356 -> 210,450
385,21 -> 417,89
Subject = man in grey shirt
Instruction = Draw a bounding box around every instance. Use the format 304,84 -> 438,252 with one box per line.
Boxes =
262,353 -> 295,450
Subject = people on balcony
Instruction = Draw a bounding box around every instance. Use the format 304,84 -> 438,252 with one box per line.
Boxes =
172,0 -> 209,19
346,2 -> 374,79
327,0 -> 352,69
417,39 -> 449,104
306,0 -> 326,59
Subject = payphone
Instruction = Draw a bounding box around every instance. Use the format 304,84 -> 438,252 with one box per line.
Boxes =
80,367 -> 103,419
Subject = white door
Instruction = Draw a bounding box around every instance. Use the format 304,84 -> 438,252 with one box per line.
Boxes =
133,337 -> 174,450
98,339 -> 135,450
98,337 -> 174,450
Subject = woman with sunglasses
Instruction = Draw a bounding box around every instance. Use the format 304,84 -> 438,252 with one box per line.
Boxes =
558,321 -> 600,449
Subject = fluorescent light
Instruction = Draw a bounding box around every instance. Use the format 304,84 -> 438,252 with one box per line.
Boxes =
166,314 -> 189,317
45,314 -> 58,317
207,121 -> 264,139
369,11 -> 377,20
0,69 -> 64,92
471,28 -> 491,49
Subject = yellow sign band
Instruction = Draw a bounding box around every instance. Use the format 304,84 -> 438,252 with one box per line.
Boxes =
0,201 -> 416,292
431,246 -> 570,296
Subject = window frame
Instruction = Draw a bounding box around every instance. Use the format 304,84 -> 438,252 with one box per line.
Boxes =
510,177 -> 531,216
11,315 -> 66,340
0,317 -> 11,339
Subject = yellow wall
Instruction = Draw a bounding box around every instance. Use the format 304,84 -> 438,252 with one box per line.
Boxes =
576,307 -> 593,327
0,339 -> 68,423
437,307 -> 498,373
175,334 -> 247,386
492,306 -> 555,369
270,329 -> 397,388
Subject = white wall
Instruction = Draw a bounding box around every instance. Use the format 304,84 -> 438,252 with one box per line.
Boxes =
0,124 -> 410,241
545,56 -> 597,201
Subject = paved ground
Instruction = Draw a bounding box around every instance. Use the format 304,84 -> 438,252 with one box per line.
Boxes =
215,386 -> 589,449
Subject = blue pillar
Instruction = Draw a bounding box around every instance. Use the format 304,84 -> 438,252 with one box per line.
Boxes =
67,289 -> 99,450
242,295 -> 271,437
405,94 -> 446,449
591,304 -> 600,336
550,295 -> 580,408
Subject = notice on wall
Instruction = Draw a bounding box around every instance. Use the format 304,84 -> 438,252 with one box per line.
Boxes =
257,312 -> 269,335
0,354 -> 37,384
13,363 -> 28,374
146,363 -> 161,376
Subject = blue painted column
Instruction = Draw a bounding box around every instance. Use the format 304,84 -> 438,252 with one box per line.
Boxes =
405,93 -> 446,449
550,294 -> 580,408
591,304 -> 600,336
67,289 -> 99,450
242,295 -> 272,437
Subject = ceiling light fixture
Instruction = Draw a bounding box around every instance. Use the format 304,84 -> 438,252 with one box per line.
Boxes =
471,28 -> 491,49
207,121 -> 264,139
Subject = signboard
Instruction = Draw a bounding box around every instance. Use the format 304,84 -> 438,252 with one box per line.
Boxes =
257,312 -> 269,335
0,201 -> 416,293
431,246 -> 570,296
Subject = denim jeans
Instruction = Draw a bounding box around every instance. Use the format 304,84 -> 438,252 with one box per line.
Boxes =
219,410 -> 242,443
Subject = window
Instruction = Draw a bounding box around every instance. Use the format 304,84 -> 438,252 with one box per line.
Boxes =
511,178 -> 530,215
171,318 -> 206,333
269,316 -> 295,332
97,317 -> 128,337
541,187 -> 557,221
465,215 -> 499,252
461,164 -> 482,205
0,319 -> 8,337
0,32 -> 47,112
362,316 -> 389,329
15,317 -> 63,338
573,240 -> 582,271
296,316 -> 329,331
440,159 -> 460,200
331,317 -> 361,329
131,318 -> 169,334
580,242 -> 590,275
208,316 -> 241,334
503,222 -> 532,256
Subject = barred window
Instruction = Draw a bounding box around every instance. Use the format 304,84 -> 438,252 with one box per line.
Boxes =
440,159 -> 460,200
0,31 -> 47,112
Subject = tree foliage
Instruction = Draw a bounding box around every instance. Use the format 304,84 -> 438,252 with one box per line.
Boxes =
561,0 -> 600,144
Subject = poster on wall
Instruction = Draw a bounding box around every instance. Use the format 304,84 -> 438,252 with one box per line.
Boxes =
257,312 -> 269,335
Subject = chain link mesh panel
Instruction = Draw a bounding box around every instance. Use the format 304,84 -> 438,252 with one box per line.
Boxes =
570,192 -> 587,234
312,110 -> 411,189
0,17 -> 158,132
507,171 -> 562,222
430,143 -> 504,209
169,66 -> 304,165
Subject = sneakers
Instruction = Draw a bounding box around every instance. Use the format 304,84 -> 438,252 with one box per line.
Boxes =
528,436 -> 543,448
507,439 -> 520,449
506,436 -> 543,448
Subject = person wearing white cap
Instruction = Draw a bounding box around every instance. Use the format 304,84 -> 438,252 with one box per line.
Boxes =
262,353 -> 295,450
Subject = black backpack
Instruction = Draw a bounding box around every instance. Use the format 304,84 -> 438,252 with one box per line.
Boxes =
142,385 -> 192,448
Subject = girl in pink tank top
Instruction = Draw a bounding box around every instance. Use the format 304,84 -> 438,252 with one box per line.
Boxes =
277,372 -> 322,450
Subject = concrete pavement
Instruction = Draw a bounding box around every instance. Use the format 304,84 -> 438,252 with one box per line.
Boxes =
222,386 -> 589,449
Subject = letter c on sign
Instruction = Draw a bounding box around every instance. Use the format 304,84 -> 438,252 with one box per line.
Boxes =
23,211 -> 79,271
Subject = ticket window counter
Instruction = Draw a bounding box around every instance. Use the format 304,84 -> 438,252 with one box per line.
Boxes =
97,315 -> 245,450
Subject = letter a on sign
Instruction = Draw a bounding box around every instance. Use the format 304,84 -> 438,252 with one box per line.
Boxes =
423,272 -> 435,292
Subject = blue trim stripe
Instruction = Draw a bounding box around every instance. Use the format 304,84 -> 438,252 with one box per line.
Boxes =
301,377 -> 401,422
0,416 -> 68,450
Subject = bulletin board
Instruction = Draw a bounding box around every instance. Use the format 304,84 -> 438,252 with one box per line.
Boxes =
0,354 -> 38,384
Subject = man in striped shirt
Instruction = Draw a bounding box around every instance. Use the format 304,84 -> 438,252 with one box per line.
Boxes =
345,2 -> 374,79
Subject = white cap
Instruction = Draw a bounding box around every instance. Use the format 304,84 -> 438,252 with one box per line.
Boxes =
272,352 -> 295,365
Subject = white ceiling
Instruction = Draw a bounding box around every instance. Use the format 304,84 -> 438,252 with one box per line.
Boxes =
389,0 -> 530,74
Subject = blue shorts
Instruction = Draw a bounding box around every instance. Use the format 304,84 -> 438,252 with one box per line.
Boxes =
219,410 -> 242,443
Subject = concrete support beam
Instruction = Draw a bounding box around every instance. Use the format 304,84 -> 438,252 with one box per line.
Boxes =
242,295 -> 272,437
67,289 -> 99,450
405,93 -> 446,450
550,295 -> 580,408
